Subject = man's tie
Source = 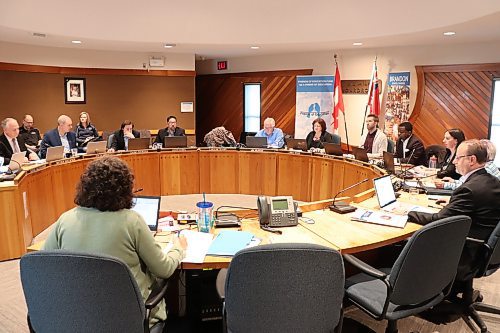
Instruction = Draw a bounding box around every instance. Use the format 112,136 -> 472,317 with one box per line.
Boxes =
12,138 -> 20,153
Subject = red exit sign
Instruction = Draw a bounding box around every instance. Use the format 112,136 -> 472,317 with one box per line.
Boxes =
217,61 -> 228,71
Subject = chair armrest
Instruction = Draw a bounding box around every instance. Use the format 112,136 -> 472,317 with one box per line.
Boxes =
343,254 -> 387,279
145,278 -> 169,309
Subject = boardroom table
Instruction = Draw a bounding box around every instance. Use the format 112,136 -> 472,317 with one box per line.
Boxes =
0,147 -> 423,262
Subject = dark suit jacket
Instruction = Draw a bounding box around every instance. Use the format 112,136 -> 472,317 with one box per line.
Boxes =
0,134 -> 30,164
154,127 -> 185,144
111,129 -> 140,151
408,168 -> 500,280
39,128 -> 77,159
437,149 -> 461,180
306,131 -> 334,149
395,134 -> 425,166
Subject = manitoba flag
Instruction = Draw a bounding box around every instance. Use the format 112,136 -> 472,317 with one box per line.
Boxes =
367,62 -> 380,116
332,65 -> 344,130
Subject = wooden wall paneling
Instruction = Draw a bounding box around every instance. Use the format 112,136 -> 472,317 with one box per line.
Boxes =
341,163 -> 375,198
121,153 -> 161,196
198,151 -> 239,194
238,152 -> 277,196
50,161 -> 86,218
276,153 -> 312,201
16,179 -> 34,251
0,187 -> 25,260
410,64 -> 500,146
309,156 -> 336,201
24,169 -> 58,236
159,151 -> 200,195
196,69 -> 313,145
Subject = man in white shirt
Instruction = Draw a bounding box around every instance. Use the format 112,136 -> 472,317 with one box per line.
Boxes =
359,114 -> 388,158
0,118 -> 38,165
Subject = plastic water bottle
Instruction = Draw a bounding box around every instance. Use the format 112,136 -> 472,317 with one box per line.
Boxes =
429,155 -> 437,169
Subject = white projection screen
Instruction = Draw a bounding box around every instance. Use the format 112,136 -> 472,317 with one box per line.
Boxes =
489,78 -> 500,165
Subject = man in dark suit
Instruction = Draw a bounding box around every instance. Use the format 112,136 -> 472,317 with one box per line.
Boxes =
408,139 -> 500,280
395,121 -> 426,166
0,118 -> 39,165
154,115 -> 185,145
39,115 -> 77,159
108,120 -> 140,152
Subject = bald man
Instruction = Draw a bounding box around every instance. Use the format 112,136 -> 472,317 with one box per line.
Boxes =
19,114 -> 42,152
0,118 -> 38,165
39,115 -> 77,159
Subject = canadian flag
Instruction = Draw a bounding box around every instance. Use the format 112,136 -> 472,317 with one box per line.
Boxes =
332,65 -> 344,130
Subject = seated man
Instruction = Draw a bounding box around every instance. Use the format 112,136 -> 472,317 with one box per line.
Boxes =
395,121 -> 425,165
0,118 -> 38,164
108,120 -> 140,152
154,115 -> 185,146
18,114 -> 42,152
39,115 -> 77,159
408,139 -> 500,281
359,114 -> 388,158
255,117 -> 284,148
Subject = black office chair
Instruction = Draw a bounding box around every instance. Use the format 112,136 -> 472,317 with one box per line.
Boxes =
387,139 -> 395,153
343,215 -> 472,333
424,144 -> 447,167
20,250 -> 170,333
332,133 -> 341,144
222,243 -> 345,333
457,221 -> 500,333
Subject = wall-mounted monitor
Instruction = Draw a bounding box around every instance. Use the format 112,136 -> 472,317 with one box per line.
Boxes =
489,77 -> 500,165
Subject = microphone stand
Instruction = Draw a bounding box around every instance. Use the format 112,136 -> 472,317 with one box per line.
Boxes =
329,178 -> 369,214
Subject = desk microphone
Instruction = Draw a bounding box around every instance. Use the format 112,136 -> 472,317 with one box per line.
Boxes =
133,188 -> 144,194
400,149 -> 416,179
329,178 -> 369,214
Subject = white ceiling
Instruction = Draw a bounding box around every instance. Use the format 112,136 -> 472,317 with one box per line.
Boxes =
1,0 -> 500,59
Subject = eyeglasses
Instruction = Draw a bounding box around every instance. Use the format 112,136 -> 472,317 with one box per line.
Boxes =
455,154 -> 472,161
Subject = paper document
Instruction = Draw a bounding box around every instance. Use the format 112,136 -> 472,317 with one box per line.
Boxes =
165,230 -> 213,263
382,202 -> 434,215
207,230 -> 255,256
350,209 -> 408,228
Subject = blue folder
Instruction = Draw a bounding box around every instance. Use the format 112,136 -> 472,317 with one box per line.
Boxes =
206,230 -> 255,256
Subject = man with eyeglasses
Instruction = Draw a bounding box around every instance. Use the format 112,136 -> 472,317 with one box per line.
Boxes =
19,114 -> 42,152
408,139 -> 500,281
154,115 -> 185,146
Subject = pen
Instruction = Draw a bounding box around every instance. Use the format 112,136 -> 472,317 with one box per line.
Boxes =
428,205 -> 441,209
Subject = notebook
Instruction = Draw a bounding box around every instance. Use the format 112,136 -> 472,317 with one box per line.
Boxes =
132,196 -> 161,231
86,141 -> 107,154
285,138 -> 307,151
164,136 -> 187,148
352,146 -> 369,163
128,137 -> 150,150
46,146 -> 65,162
246,136 -> 268,148
323,143 -> 343,156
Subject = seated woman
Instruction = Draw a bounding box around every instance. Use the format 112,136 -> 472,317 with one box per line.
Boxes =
436,128 -> 465,180
306,118 -> 334,150
75,112 -> 99,151
43,156 -> 187,328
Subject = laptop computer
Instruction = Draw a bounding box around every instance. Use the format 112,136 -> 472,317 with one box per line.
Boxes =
374,175 -> 431,215
285,138 -> 307,151
352,146 -> 369,163
323,143 -> 343,156
9,152 -> 26,171
132,196 -> 161,232
246,136 -> 268,148
46,146 -> 65,162
383,151 -> 396,174
164,136 -> 188,148
86,141 -> 107,154
128,138 -> 150,151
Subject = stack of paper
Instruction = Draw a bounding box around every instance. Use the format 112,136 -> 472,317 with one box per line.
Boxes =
350,209 -> 408,228
207,230 -> 256,256
162,230 -> 214,263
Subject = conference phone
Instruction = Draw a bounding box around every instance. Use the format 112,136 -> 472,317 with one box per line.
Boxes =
257,196 -> 298,228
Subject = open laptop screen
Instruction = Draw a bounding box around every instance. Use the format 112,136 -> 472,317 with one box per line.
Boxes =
132,196 -> 161,231
373,175 -> 397,208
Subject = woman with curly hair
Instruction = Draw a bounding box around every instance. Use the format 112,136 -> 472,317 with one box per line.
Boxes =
43,156 -> 186,327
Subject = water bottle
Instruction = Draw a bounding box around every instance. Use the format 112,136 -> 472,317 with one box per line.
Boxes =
429,155 -> 437,169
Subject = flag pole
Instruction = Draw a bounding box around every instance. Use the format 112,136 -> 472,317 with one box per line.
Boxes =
361,56 -> 377,136
334,54 -> 350,154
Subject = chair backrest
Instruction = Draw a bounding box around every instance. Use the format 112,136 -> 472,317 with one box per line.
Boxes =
224,243 -> 344,333
20,250 -> 146,333
107,133 -> 115,148
480,220 -> 500,276
389,215 -> 471,305
387,139 -> 395,153
138,129 -> 151,138
332,133 -> 341,144
424,144 -> 447,166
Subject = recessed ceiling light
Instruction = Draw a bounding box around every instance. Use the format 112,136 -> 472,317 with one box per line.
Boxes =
32,32 -> 46,38
353,42 -> 363,46
250,46 -> 260,50
71,40 -> 82,44
443,31 -> 456,36
164,44 -> 176,48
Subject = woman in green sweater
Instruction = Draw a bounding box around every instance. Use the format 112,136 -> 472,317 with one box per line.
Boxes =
43,156 -> 187,327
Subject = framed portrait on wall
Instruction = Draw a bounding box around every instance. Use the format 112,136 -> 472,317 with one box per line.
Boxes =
64,77 -> 86,104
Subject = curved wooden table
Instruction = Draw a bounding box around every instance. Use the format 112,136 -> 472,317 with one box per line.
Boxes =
0,148 -> 422,261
